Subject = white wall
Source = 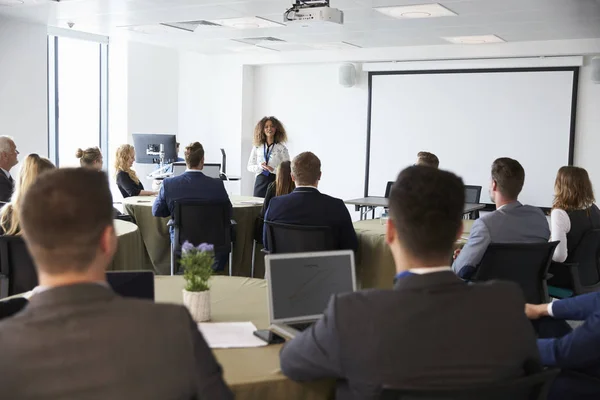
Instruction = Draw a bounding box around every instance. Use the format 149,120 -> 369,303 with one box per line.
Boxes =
251,63 -> 368,216
0,17 -> 48,174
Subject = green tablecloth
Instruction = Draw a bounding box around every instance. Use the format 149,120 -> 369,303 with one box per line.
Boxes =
156,276 -> 334,400
123,196 -> 264,276
108,219 -> 153,272
353,219 -> 474,289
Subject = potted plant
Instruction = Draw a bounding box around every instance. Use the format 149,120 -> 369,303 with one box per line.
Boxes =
180,241 -> 214,322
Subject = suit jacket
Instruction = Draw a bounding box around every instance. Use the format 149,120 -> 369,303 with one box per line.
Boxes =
263,187 -> 358,252
0,284 -> 233,400
152,171 -> 232,220
280,272 -> 540,400
453,201 -> 550,278
0,171 -> 14,203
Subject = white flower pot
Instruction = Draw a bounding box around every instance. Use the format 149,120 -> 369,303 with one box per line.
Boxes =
182,289 -> 211,322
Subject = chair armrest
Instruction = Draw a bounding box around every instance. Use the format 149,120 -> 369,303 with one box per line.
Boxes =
167,219 -> 175,227
261,249 -> 270,255
230,219 -> 237,226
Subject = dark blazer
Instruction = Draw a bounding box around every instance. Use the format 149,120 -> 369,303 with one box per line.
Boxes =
116,170 -> 145,198
263,187 -> 358,251
0,171 -> 14,203
152,170 -> 232,219
538,292 -> 600,398
280,271 -> 540,399
0,284 -> 233,400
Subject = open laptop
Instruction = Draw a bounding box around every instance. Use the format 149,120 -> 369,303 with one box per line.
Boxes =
172,162 -> 221,179
106,271 -> 155,301
266,250 -> 356,339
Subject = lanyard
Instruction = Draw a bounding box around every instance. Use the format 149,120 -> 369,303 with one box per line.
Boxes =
263,143 -> 275,164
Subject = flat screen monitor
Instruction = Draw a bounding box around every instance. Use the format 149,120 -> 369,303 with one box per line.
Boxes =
132,133 -> 177,165
203,163 -> 221,179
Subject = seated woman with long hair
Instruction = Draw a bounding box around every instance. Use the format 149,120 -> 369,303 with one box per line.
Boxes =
550,166 -> 600,264
261,161 -> 295,218
76,147 -> 103,170
0,154 -> 55,235
115,144 -> 156,198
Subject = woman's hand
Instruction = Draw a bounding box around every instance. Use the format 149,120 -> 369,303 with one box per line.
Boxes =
261,162 -> 274,173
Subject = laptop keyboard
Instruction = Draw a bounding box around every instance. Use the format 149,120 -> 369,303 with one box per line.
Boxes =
288,322 -> 314,332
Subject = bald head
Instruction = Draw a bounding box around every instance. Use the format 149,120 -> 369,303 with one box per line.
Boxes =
0,136 -> 19,171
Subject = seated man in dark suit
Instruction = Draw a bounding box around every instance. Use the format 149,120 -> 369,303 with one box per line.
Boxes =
280,166 -> 540,399
263,151 -> 357,252
453,157 -> 550,278
153,142 -> 232,271
0,136 -> 19,202
0,168 -> 232,400
526,294 -> 600,400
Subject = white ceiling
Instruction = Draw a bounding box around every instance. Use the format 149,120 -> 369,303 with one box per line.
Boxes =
1,0 -> 600,54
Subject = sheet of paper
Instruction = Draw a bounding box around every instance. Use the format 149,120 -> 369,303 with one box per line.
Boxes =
237,200 -> 263,205
197,322 -> 268,349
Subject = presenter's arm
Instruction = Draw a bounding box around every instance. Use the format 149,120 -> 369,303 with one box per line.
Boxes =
152,184 -> 169,217
452,219 -> 491,278
247,147 -> 263,175
280,296 -> 343,381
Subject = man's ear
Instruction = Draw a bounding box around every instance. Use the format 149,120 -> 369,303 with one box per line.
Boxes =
318,171 -> 322,181
385,218 -> 396,245
291,173 -> 297,182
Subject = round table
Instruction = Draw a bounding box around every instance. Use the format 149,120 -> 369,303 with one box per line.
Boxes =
156,276 -> 335,400
353,219 -> 474,289
123,196 -> 264,276
110,219 -> 152,272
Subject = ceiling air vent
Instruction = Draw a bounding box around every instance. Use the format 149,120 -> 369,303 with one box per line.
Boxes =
160,20 -> 222,32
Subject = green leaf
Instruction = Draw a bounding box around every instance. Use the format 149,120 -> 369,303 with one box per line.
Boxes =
180,249 -> 214,292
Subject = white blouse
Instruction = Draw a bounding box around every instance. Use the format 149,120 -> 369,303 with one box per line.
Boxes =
247,143 -> 290,177
550,208 -> 571,263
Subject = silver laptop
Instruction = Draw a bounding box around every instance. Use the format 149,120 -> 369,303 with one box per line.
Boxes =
266,250 -> 357,339
172,162 -> 221,179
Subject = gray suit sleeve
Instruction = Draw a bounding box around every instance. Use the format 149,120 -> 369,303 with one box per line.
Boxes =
279,296 -> 343,381
452,219 -> 491,276
185,311 -> 234,399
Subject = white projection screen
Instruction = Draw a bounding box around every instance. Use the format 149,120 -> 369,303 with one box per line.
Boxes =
366,68 -> 578,208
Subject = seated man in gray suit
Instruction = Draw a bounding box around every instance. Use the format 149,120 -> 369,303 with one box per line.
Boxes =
0,168 -> 233,400
453,157 -> 550,279
280,166 -> 540,399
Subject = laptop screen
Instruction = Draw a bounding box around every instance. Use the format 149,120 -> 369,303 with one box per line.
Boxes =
106,271 -> 155,301
172,162 -> 186,177
203,164 -> 221,179
267,251 -> 356,322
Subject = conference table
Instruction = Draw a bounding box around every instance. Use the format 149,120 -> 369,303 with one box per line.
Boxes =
123,196 -> 264,276
110,219 -> 153,272
353,219 -> 474,289
156,275 -> 335,400
345,197 -> 486,220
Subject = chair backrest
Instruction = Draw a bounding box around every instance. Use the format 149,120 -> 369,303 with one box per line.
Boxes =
465,185 -> 482,204
385,181 -> 394,198
0,235 -> 38,299
380,368 -> 559,400
265,221 -> 335,254
472,242 -> 559,304
568,228 -> 600,287
173,200 -> 231,254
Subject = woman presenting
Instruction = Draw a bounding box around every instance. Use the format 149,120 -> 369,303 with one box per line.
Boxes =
247,116 -> 290,198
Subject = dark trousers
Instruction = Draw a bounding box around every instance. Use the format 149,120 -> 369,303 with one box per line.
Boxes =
253,173 -> 276,198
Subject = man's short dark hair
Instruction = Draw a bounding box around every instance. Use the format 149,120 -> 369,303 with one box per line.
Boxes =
388,166 -> 465,262
20,168 -> 114,274
416,152 -> 439,168
292,152 -> 321,186
185,142 -> 205,168
491,158 -> 525,200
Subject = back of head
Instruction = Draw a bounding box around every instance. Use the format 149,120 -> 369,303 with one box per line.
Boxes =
491,158 -> 525,200
0,136 -> 14,154
20,168 -> 114,274
389,166 -> 465,263
76,147 -> 102,168
0,154 -> 55,236
185,142 -> 204,169
291,152 -> 321,187
275,161 -> 295,196
553,166 -> 595,211
416,152 -> 439,168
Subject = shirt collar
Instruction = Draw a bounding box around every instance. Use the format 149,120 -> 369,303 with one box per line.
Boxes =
185,169 -> 204,173
394,266 -> 452,281
1,168 -> 10,179
30,281 -> 109,298
295,185 -> 319,191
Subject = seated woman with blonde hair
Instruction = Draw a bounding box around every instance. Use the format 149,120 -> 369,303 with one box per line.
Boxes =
0,154 -> 55,235
76,147 -> 103,170
115,144 -> 156,198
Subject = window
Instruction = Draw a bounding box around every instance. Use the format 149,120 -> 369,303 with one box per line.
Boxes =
48,35 -> 108,168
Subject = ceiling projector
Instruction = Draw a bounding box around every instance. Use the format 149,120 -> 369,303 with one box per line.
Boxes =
284,0 -> 344,25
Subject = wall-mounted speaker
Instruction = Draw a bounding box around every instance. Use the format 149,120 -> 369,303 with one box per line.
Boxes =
592,56 -> 600,84
339,63 -> 357,88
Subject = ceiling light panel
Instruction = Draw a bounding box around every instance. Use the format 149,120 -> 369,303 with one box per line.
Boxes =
0,0 -> 24,6
374,3 -> 457,19
208,17 -> 284,29
442,35 -> 506,44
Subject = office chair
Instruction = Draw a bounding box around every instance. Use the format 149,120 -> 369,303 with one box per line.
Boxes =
0,235 -> 38,299
264,221 -> 335,254
464,185 -> 482,219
